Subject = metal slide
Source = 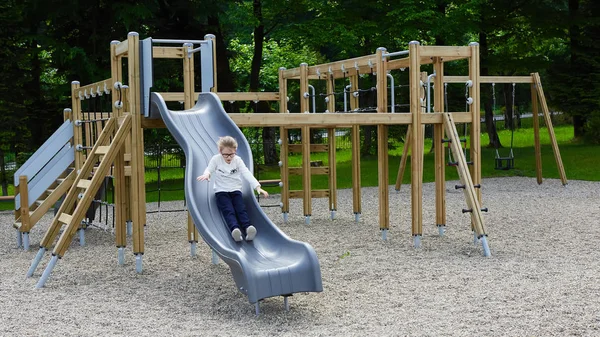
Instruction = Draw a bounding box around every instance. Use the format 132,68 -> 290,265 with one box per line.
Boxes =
150,92 -> 323,305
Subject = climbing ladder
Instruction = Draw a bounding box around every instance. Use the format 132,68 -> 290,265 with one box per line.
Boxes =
442,113 -> 491,256
27,115 -> 132,287
281,127 -> 337,224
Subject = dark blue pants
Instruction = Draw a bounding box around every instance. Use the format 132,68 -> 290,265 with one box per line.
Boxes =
216,191 -> 251,233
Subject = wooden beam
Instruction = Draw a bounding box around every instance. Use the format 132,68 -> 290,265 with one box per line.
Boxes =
73,79 -> 113,99
142,111 -> 473,128
533,72 -> 568,185
419,46 -> 471,58
152,46 -> 185,59
288,144 -> 329,153
444,76 -> 533,84
115,40 -> 128,56
157,91 -> 280,102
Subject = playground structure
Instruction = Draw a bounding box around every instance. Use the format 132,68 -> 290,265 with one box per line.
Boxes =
11,32 -> 567,307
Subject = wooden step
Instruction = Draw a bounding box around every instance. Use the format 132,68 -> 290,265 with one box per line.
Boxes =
46,189 -> 55,194
35,200 -> 44,206
56,178 -> 65,184
58,213 -> 73,225
96,146 -> 110,155
77,179 -> 93,189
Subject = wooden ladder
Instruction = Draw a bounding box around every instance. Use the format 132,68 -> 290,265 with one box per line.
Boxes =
14,170 -> 77,236
442,113 -> 491,257
27,115 -> 132,286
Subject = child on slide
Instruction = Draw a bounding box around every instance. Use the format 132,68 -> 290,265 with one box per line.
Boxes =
196,136 -> 269,242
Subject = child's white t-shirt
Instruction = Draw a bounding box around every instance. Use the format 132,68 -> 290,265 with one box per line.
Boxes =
203,154 -> 260,193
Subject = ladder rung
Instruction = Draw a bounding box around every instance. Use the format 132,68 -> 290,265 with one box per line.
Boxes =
58,213 -> 73,225
77,179 -> 93,189
46,189 -> 55,194
56,178 -> 65,184
35,200 -> 44,206
96,146 -> 110,155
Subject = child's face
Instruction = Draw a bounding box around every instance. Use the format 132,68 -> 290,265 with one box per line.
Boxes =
220,147 -> 236,164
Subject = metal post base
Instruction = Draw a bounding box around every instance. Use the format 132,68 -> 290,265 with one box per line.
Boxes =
255,302 -> 260,315
118,247 -> 125,265
22,233 -> 30,251
126,221 -> 132,236
413,235 -> 422,248
211,250 -> 219,264
190,242 -> 197,257
473,232 -> 480,244
37,255 -> 59,288
381,229 -> 388,241
135,254 -> 143,273
330,210 -> 336,220
78,229 -> 85,246
354,213 -> 361,223
284,296 -> 290,311
16,229 -> 22,249
304,216 -> 310,225
480,236 -> 491,257
282,212 -> 288,223
437,225 -> 446,236
27,247 -> 46,278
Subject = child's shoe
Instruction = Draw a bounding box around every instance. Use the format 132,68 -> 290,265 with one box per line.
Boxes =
231,228 -> 242,242
245,226 -> 257,241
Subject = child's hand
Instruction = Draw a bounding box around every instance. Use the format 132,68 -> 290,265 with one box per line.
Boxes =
196,174 -> 210,182
256,187 -> 269,198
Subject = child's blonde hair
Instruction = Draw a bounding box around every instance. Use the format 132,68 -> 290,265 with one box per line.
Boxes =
217,136 -> 238,150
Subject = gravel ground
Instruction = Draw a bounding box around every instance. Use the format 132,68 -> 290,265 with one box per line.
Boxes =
1,177 -> 599,336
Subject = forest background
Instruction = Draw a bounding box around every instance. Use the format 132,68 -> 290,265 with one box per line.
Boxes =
0,0 -> 599,193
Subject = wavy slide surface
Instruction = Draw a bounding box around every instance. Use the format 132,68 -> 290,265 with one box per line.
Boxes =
151,92 -> 323,303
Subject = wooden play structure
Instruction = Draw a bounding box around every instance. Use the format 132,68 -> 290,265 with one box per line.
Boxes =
12,32 -> 568,288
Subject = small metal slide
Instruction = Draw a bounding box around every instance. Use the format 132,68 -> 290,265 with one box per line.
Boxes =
151,92 -> 323,307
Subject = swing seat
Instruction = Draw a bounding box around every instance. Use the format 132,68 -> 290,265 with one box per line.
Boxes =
495,156 -> 514,170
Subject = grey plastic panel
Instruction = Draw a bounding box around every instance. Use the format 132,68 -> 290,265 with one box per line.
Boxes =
15,143 -> 74,210
151,92 -> 322,303
14,120 -> 73,185
200,41 -> 214,92
140,37 -> 153,118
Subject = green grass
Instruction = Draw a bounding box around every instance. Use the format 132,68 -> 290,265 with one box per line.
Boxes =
2,124 -> 598,212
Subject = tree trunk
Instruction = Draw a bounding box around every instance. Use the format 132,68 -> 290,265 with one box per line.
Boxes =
479,31 -> 502,148
569,0 -> 586,139
249,0 -> 277,165
0,150 -> 7,196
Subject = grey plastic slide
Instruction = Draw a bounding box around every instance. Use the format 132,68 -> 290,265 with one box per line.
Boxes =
150,92 -> 323,304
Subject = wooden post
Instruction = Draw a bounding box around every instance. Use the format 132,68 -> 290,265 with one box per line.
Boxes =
349,72 -> 361,218
278,67 -> 290,216
468,42 -> 482,203
376,47 -> 389,231
183,43 -> 200,245
72,81 -> 83,171
299,63 -> 311,217
433,57 -> 446,230
326,72 -> 337,216
111,40 -> 127,249
530,77 -> 543,184
532,72 -> 567,185
409,41 -> 423,238
127,32 -> 145,257
18,176 -> 30,232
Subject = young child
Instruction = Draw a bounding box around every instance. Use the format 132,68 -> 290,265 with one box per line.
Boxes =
196,136 -> 269,242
